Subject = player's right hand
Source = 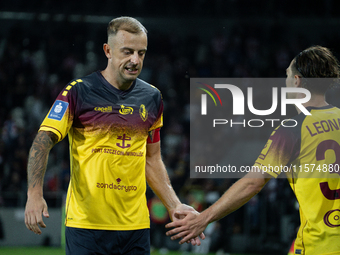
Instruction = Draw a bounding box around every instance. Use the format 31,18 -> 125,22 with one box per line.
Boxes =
25,195 -> 49,235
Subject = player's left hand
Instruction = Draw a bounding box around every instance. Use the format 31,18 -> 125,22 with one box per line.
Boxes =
168,204 -> 205,246
166,210 -> 207,245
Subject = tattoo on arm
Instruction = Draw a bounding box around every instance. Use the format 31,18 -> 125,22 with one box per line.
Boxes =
27,131 -> 58,190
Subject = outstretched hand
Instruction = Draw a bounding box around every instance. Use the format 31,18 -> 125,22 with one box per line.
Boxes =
166,210 -> 208,245
168,204 -> 206,245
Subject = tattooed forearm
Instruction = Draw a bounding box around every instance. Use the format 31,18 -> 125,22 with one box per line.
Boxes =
27,131 -> 58,191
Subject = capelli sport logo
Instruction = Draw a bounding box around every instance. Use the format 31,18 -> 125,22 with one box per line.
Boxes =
94,106 -> 112,112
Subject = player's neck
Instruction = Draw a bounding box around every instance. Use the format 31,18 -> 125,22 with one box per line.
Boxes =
296,94 -> 328,113
101,69 -> 133,91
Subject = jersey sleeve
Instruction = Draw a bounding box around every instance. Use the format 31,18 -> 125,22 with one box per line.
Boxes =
148,90 -> 163,132
253,124 -> 300,178
39,80 -> 79,142
147,128 -> 160,144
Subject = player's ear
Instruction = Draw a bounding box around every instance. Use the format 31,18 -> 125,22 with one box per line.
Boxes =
103,43 -> 112,59
294,74 -> 302,88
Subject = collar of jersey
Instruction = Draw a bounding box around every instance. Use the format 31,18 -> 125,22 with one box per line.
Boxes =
306,104 -> 334,111
96,70 -> 136,96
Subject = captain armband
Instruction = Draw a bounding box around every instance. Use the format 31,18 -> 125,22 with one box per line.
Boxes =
147,128 -> 160,144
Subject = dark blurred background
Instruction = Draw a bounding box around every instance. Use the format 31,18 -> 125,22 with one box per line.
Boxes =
1,0 -> 340,254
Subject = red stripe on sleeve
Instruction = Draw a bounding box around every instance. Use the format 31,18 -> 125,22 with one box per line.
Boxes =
147,128 -> 160,144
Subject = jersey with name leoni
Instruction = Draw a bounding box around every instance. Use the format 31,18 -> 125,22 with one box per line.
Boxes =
40,71 -> 163,230
254,105 -> 340,255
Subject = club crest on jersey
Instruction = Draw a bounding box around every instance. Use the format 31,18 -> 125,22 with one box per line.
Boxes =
48,100 -> 68,121
119,105 -> 133,115
139,104 -> 148,122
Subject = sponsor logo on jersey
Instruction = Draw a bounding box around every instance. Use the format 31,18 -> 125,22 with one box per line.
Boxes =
94,106 -> 112,112
139,104 -> 148,122
119,105 -> 133,115
116,134 -> 131,149
96,182 -> 137,192
47,100 -> 68,121
91,147 -> 144,157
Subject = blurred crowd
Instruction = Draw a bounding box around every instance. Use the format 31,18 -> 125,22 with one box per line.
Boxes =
1,0 -> 340,18
1,5 -> 340,253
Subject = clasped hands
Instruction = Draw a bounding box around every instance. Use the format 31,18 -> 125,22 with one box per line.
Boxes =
166,204 -> 208,246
